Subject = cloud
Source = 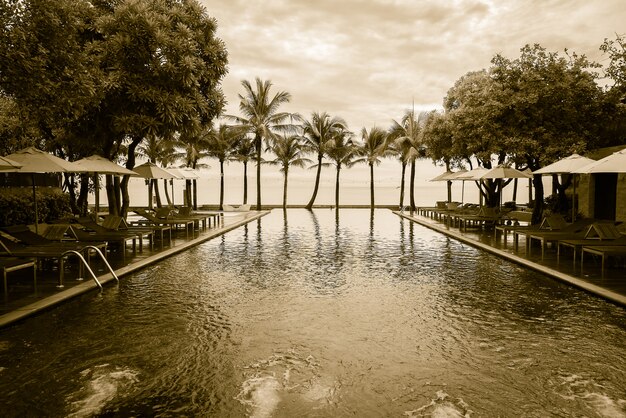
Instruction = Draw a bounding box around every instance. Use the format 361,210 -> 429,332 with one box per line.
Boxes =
200,0 -> 625,131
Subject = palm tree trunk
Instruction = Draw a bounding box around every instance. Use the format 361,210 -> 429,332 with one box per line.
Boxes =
219,159 -> 225,211
399,162 -> 406,209
154,179 -> 162,208
256,134 -> 262,210
148,180 -> 154,209
335,164 -> 341,208
306,153 -> 323,210
192,179 -> 197,210
283,167 -> 288,209
163,179 -> 171,207
121,136 -> 142,217
409,161 -> 416,212
370,162 -> 375,210
243,161 -> 248,204
185,179 -> 192,207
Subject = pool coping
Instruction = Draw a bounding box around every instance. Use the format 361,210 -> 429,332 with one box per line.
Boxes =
394,211 -> 626,307
0,210 -> 270,328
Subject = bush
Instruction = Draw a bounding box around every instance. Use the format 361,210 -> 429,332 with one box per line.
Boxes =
0,188 -> 72,226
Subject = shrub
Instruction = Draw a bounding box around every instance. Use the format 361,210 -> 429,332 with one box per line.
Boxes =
0,188 -> 72,226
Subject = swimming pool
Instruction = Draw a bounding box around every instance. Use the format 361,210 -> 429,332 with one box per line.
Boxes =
1,209 -> 625,417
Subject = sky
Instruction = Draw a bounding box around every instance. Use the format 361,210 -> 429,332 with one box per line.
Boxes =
198,0 -> 625,132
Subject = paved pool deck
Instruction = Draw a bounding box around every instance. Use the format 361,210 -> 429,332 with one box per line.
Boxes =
394,211 -> 626,307
0,210 -> 270,328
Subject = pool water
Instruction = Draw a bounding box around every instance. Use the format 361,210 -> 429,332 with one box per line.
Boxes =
1,209 -> 625,417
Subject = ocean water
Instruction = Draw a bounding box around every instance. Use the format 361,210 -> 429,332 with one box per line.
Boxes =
92,159 -> 536,208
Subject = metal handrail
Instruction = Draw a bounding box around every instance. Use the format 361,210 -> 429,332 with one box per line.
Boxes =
82,245 -> 119,283
61,250 -> 102,290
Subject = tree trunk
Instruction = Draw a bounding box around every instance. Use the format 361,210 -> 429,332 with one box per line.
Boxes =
184,179 -> 192,207
121,136 -> 142,218
106,174 -> 118,216
192,179 -> 197,210
113,176 -> 121,215
163,179 -> 171,207
532,173 -> 545,225
409,161 -> 416,212
219,159 -> 224,210
370,162 -> 375,210
335,164 -> 341,208
153,179 -> 162,208
446,161 -> 452,202
282,167 -> 288,209
77,174 -> 89,216
243,161 -> 248,205
306,152 -> 323,210
255,134 -> 262,210
399,162 -> 406,209
148,180 -> 154,210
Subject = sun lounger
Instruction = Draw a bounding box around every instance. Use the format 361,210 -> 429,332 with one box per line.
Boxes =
557,224 -> 626,265
134,209 -> 195,239
0,225 -> 108,255
104,215 -> 171,250
456,207 -> 501,232
0,235 -> 94,287
526,219 -> 599,259
581,245 -> 626,276
79,216 -> 152,252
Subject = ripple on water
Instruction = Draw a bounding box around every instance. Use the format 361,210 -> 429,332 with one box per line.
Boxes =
65,364 -> 139,418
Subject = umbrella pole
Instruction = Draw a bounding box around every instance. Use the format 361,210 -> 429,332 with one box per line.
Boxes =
572,174 -> 577,222
94,174 -> 100,215
32,173 -> 38,234
171,179 -> 174,207
462,180 -> 465,204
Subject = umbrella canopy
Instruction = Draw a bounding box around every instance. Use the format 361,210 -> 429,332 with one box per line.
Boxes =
73,155 -> 138,214
456,167 -> 489,180
167,167 -> 199,179
533,154 -> 596,175
6,147 -> 80,232
0,155 -> 23,171
573,149 -> 626,173
480,166 -> 533,179
133,162 -> 179,179
73,155 -> 138,176
430,170 -> 465,182
7,146 -> 78,173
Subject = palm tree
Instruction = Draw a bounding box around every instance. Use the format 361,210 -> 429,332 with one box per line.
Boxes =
230,133 -> 255,204
354,126 -> 391,210
177,131 -> 211,209
301,112 -> 347,210
388,109 -> 421,211
204,124 -> 244,210
230,78 -> 292,210
267,134 -> 311,209
324,128 -> 357,208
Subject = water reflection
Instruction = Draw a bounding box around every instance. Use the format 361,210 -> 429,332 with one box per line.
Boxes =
0,209 -> 624,417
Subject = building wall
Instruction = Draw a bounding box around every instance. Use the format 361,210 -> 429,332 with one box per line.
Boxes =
577,173 -> 626,222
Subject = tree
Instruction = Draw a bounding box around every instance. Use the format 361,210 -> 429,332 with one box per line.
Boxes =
422,111 -> 461,202
491,44 -> 604,222
324,128 -> 357,209
231,78 -> 291,210
230,133 -> 255,204
301,112 -> 347,210
0,0 -> 229,216
599,34 -> 626,148
388,109 -> 423,211
204,124 -> 244,210
354,127 -> 390,210
267,135 -> 311,209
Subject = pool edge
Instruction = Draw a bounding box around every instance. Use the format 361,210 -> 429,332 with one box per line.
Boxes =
394,210 -> 626,307
0,211 -> 271,329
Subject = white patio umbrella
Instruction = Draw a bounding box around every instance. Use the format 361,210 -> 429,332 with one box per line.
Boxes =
480,165 -> 532,209
534,154 -> 596,221
573,148 -> 626,174
430,170 -> 468,202
166,167 -> 199,206
73,155 -> 138,214
0,155 -> 23,171
132,162 -> 179,209
6,147 -> 80,233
